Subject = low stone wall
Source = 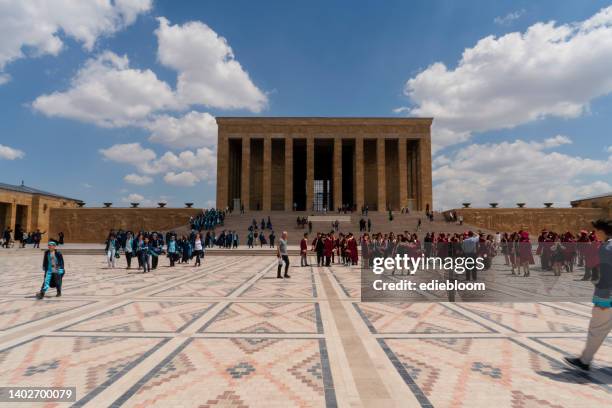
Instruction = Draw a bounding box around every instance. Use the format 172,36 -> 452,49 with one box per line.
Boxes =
49,208 -> 201,243
443,207 -> 608,233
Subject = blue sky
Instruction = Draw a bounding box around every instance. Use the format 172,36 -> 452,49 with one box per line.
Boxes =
0,0 -> 611,209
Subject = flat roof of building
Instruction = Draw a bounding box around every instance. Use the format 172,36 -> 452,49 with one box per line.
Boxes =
571,192 -> 612,203
0,182 -> 81,202
216,116 -> 433,125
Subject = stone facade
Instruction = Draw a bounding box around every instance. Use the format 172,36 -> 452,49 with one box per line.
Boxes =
445,207 -> 609,234
48,208 -> 201,243
571,193 -> 612,210
0,183 -> 81,239
216,117 -> 433,212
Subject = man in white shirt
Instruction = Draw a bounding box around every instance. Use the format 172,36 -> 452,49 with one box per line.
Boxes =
277,231 -> 290,279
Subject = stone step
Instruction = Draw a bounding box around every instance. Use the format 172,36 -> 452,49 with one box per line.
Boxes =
43,248 -> 307,256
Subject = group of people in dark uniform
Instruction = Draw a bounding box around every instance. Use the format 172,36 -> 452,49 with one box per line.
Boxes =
1,227 -> 49,248
246,217 -> 274,248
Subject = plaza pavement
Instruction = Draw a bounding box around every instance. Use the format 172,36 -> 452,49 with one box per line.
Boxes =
0,251 -> 610,407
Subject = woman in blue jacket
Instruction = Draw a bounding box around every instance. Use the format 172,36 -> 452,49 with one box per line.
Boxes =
167,234 -> 178,267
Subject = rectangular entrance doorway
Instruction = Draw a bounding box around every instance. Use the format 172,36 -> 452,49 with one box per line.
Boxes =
313,180 -> 331,212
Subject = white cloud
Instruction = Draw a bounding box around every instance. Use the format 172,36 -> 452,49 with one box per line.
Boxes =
122,192 -> 171,207
32,52 -> 176,127
163,171 -> 199,187
392,107 -> 411,114
155,17 -> 267,112
100,143 -> 216,186
99,143 -> 156,165
607,145 -> 612,153
494,9 -> 525,26
0,0 -> 151,83
0,144 -> 25,160
32,17 -> 266,149
125,193 -> 144,202
120,192 -> 159,207
535,134 -> 572,148
152,147 -> 217,179
147,111 -> 217,148
433,136 -> 612,210
404,6 -> 612,150
124,173 -> 153,185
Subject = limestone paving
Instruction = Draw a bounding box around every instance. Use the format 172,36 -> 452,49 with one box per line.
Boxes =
0,251 -> 610,407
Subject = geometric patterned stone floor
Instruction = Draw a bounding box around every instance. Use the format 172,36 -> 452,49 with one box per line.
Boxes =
0,252 -> 610,407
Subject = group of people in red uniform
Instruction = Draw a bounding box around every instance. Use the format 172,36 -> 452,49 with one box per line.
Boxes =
499,231 -> 537,276
298,227 -> 604,281
302,232 -> 359,267
534,229 -> 601,280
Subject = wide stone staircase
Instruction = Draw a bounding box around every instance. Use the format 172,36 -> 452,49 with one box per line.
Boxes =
200,210 -> 491,245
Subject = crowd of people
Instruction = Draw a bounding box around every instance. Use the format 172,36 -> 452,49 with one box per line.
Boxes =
296,216 -> 311,231
288,227 -> 609,284
246,217 -> 275,247
103,227 -> 241,272
190,208 -> 226,231
1,227 -> 53,248
303,231 -> 359,267
533,230 -> 601,280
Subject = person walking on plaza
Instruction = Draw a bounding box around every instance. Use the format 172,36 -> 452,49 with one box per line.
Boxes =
180,235 -> 192,263
105,233 -> 119,268
269,230 -> 276,248
247,230 -> 254,248
1,228 -> 11,248
518,231 -> 534,277
276,231 -> 290,279
139,236 -> 151,273
150,232 -> 163,270
36,241 -> 64,299
565,219 -> 612,371
232,231 -> 239,248
193,233 -> 204,267
135,234 -> 144,270
300,233 -> 309,266
313,233 -> 324,266
324,233 -> 334,266
167,235 -> 178,267
461,231 -> 479,281
124,232 -> 135,269
33,229 -> 45,248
